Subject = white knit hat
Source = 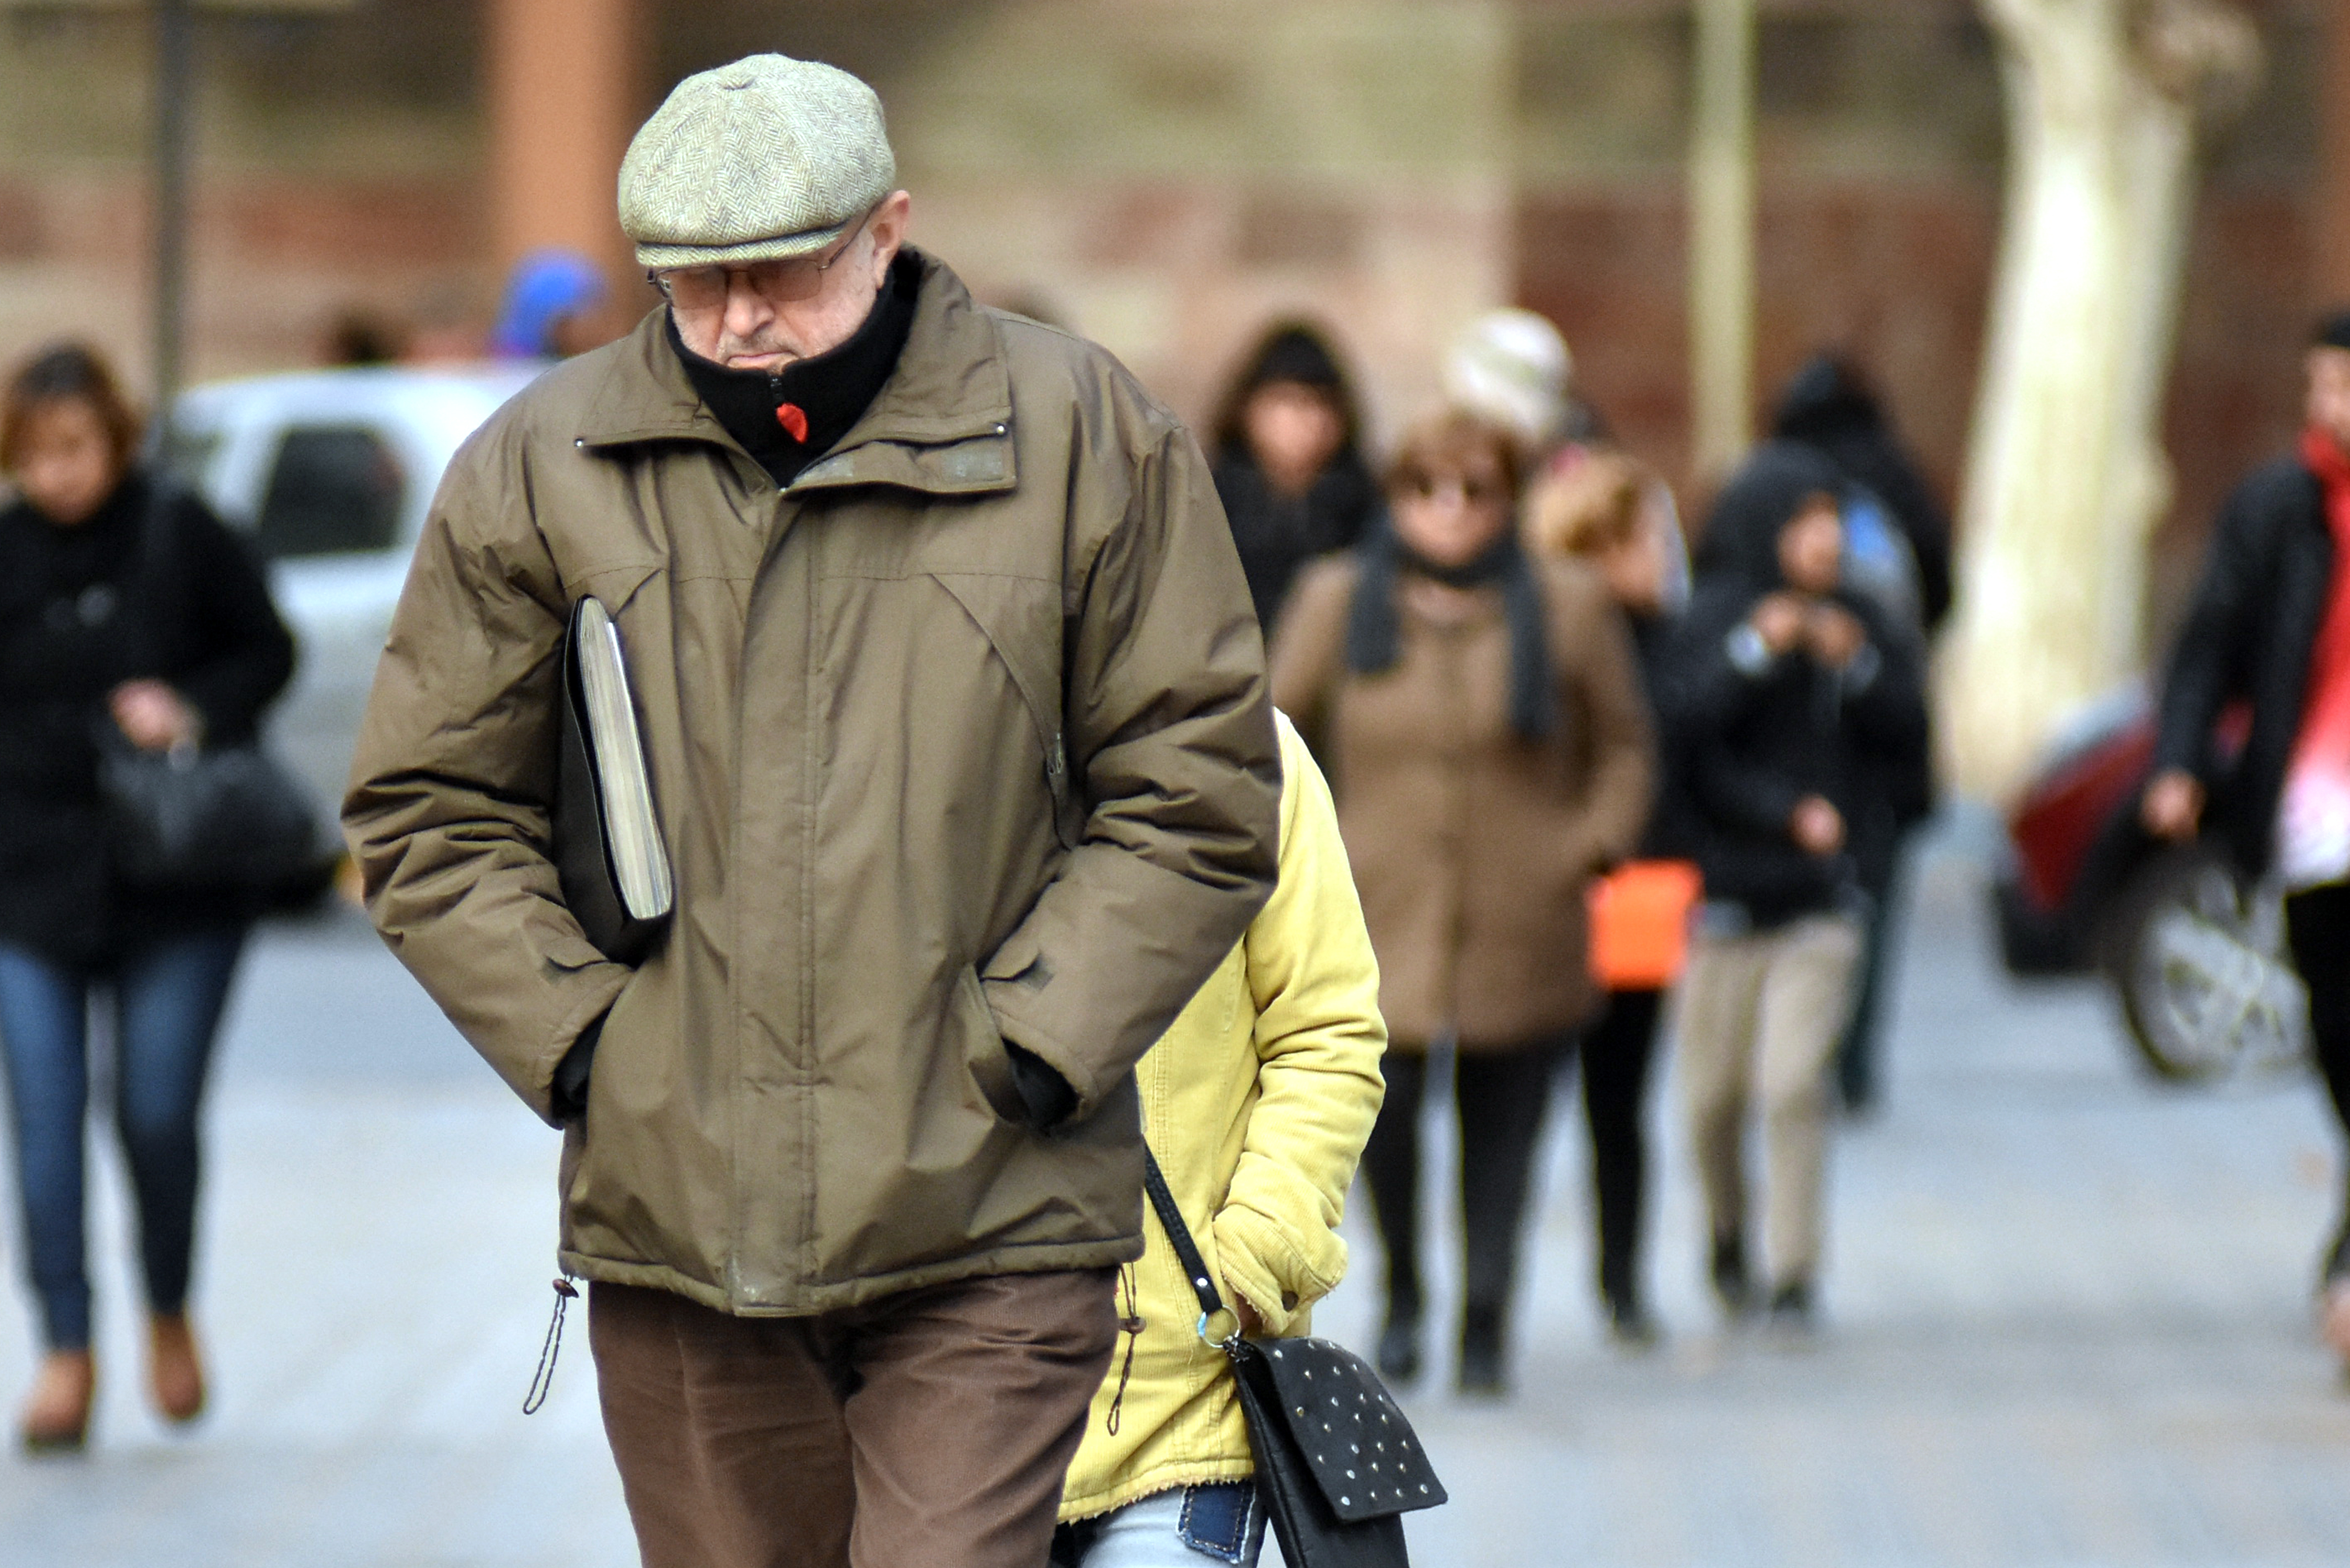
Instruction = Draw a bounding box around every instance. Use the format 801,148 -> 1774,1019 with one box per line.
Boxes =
1443,309 -> 1573,449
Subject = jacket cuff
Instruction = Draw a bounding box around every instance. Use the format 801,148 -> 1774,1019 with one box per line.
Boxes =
529,969 -> 630,1128
981,977 -> 1103,1117
1212,1204 -> 1342,1338
1005,1043 -> 1078,1129
550,1011 -> 607,1121
1725,622 -> 1776,677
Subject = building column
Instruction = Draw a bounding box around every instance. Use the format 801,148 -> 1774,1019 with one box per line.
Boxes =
2319,0 -> 2350,307
1687,0 -> 1757,484
486,0 -> 642,295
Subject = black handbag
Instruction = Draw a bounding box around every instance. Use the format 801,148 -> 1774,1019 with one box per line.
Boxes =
98,730 -> 320,891
93,487 -> 320,894
1141,1149 -> 1445,1568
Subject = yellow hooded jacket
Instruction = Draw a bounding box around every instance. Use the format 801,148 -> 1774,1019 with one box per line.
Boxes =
1060,711 -> 1387,1521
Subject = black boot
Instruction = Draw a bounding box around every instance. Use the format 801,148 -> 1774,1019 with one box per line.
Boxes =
1377,1292 -> 1423,1384
1604,1290 -> 1661,1350
1600,1256 -> 1660,1349
1457,1302 -> 1507,1396
1709,1231 -> 1752,1317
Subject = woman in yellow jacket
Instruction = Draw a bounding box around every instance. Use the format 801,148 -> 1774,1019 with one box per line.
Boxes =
1053,712 -> 1387,1567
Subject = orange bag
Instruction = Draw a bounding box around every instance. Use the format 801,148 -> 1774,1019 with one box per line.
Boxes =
1586,859 -> 1702,989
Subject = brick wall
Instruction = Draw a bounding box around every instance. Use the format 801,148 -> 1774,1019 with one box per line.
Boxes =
0,0 -> 2330,660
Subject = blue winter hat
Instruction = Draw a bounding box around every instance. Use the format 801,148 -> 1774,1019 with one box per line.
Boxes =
491,249 -> 608,358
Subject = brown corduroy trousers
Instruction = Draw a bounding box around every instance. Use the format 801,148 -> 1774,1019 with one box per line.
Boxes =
588,1269 -> 1119,1568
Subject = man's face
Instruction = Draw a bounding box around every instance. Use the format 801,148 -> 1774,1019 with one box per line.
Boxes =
2307,347 -> 2350,452
665,189 -> 913,371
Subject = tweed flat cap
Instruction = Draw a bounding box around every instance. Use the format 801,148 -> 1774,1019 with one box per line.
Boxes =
619,54 -> 897,270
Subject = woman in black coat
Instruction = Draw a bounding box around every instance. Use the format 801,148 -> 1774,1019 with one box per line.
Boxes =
1208,322 -> 1380,636
1525,449 -> 1696,1346
0,344 -> 294,1449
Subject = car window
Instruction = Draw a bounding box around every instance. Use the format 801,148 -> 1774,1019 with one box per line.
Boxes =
255,425 -> 406,559
158,426 -> 223,495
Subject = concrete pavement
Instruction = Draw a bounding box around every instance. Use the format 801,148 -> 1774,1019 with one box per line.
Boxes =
0,819 -> 2345,1566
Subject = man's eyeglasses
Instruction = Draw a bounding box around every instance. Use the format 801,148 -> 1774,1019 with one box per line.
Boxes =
650,204 -> 876,312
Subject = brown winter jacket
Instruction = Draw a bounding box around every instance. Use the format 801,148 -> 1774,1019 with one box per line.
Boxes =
343,251 -> 1281,1316
1270,553 -> 1651,1048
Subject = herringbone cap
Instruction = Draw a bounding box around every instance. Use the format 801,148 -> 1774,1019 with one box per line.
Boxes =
619,54 -> 896,270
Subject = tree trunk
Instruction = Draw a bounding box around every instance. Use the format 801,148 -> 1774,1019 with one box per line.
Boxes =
1940,0 -> 2257,801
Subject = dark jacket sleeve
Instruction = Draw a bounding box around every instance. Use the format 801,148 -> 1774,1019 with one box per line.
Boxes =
1675,618 -> 1804,840
2154,470 -> 2274,779
1689,730 -> 1804,841
977,421 -> 1281,1121
168,496 -> 296,744
1838,608 -> 1928,758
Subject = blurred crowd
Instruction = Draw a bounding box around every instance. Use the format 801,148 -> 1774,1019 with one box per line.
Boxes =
1204,303 -> 1948,1386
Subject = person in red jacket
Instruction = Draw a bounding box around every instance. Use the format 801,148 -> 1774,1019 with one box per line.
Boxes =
2146,310 -> 2350,1361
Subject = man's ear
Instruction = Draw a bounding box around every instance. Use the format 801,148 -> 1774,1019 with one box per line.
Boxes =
869,190 -> 914,283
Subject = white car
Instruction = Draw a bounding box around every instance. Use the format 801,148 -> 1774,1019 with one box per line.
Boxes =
169,363 -> 545,818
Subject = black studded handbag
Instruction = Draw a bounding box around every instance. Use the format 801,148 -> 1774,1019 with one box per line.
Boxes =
1141,1149 -> 1445,1568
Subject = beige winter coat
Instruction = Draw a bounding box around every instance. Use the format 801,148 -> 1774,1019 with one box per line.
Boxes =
1270,554 -> 1651,1048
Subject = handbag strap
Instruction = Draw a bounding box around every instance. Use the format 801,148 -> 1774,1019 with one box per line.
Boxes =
1140,1147 -> 1239,1344
120,477 -> 179,678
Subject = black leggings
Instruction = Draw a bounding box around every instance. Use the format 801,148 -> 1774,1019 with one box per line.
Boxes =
1572,989 -> 1664,1310
1360,1040 -> 1562,1324
2287,882 -> 2350,1163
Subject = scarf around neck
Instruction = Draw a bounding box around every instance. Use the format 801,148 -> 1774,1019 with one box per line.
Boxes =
667,251 -> 919,487
1344,520 -> 1556,740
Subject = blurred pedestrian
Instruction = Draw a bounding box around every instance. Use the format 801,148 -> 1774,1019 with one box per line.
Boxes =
1769,354 -> 1947,1112
1670,444 -> 1926,1334
1444,308 -> 1608,480
0,344 -> 296,1450
320,309 -> 406,367
488,247 -> 610,359
1208,322 -> 1378,635
1525,451 -> 1697,1346
1054,714 -> 1385,1568
1272,408 -> 1652,1394
2144,310 -> 2350,1366
344,55 -> 1278,1568
1769,353 -> 1954,635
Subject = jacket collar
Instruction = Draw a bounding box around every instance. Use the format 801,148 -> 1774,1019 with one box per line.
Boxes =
573,248 -> 1017,498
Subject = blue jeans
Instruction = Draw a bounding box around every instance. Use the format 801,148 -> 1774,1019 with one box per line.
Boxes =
0,930 -> 246,1350
1052,1482 -> 1268,1568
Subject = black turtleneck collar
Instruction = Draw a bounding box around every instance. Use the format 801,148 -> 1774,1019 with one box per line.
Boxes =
666,249 -> 921,488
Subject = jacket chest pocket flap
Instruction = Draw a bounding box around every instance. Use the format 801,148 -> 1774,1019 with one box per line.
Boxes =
930,571 -> 1080,849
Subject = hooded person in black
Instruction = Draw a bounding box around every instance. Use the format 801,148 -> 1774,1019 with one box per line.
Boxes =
1208,324 -> 1379,635
1770,354 -> 1954,635
1668,442 -> 1927,1330
1700,420 -> 1936,1111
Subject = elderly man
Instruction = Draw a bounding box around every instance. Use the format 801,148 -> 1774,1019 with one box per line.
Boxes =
343,54 -> 1278,1568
